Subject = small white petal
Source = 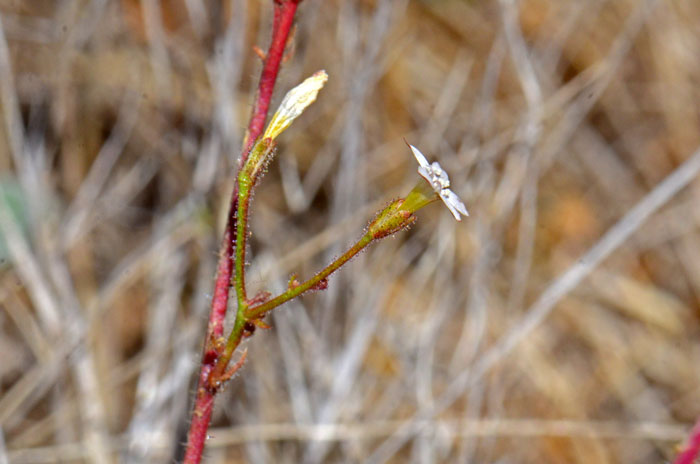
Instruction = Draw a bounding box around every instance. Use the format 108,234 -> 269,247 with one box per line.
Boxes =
409,144 -> 430,169
439,191 -> 461,221
417,166 -> 432,183
441,189 -> 469,218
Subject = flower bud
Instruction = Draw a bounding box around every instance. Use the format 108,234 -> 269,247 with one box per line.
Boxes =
368,199 -> 416,240
263,70 -> 328,141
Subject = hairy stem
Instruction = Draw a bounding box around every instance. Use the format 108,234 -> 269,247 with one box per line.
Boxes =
245,0 -> 301,152
234,173 -> 252,309
183,2 -> 301,463
246,234 -> 374,320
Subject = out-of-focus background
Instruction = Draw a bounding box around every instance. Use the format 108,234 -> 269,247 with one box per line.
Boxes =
1,0 -> 700,462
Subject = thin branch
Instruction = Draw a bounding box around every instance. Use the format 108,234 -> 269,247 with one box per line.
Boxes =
246,234 -> 373,320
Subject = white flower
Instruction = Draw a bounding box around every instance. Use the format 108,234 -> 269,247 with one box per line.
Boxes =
263,70 -> 328,140
408,144 -> 469,221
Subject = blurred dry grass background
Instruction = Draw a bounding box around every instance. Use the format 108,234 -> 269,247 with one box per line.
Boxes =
1,0 -> 700,462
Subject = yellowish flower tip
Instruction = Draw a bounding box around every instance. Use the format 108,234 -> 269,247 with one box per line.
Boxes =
263,70 -> 328,140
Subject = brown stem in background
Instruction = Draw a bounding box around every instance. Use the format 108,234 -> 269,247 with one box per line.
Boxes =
183,1 -> 301,462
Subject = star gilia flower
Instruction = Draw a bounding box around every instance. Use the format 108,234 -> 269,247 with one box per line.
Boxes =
408,144 -> 469,221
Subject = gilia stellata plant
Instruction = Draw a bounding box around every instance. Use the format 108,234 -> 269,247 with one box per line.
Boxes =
210,70 -> 468,385
184,69 -> 468,463
220,69 -> 468,395
235,70 -> 469,331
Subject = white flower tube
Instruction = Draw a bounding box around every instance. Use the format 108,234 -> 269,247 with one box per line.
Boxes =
263,70 -> 328,141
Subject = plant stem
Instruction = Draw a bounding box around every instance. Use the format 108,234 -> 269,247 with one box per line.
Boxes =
245,0 -> 301,152
181,365 -> 216,464
183,2 -> 301,463
206,169 -> 254,385
246,234 -> 374,320
674,418 -> 700,464
207,315 -> 246,388
212,232 -> 375,382
233,173 -> 252,310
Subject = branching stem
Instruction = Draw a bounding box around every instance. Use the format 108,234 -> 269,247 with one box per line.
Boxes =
183,2 -> 301,463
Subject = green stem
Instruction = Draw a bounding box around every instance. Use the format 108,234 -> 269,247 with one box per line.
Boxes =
246,233 -> 374,319
208,172 -> 253,385
208,316 -> 246,387
234,172 -> 252,310
211,233 -> 373,384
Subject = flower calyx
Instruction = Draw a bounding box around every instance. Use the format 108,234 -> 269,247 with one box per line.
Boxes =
368,198 -> 416,240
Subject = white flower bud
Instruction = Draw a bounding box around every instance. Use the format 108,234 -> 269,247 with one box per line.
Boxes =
263,70 -> 328,140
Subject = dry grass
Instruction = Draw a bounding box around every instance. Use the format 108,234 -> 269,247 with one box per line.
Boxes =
1,0 -> 700,462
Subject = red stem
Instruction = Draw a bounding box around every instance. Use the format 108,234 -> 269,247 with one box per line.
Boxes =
245,0 -> 300,154
183,2 -> 301,463
182,365 -> 215,464
674,417 -> 700,464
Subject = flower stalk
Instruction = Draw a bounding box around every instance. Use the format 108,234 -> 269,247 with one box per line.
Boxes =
245,185 -> 440,320
245,234 -> 374,320
234,137 -> 276,311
